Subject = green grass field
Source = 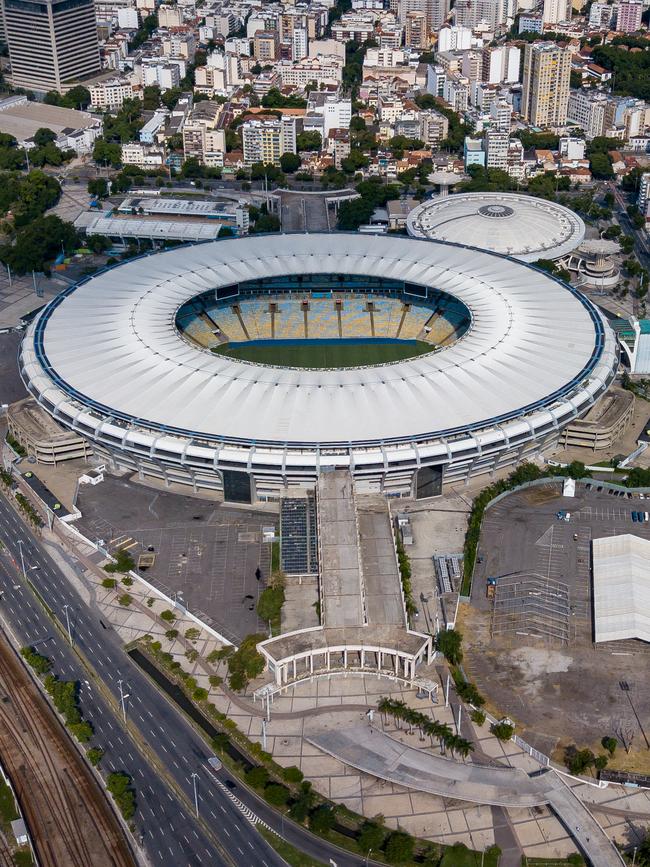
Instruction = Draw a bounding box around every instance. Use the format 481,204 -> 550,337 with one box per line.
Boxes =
212,340 -> 433,368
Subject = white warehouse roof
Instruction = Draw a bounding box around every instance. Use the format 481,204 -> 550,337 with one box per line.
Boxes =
592,534 -> 650,643
22,233 -> 615,450
406,192 -> 586,262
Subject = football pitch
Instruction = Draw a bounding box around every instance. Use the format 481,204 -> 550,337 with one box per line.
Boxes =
212,339 -> 433,368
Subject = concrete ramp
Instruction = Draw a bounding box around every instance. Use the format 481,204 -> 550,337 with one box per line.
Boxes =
307,723 -> 625,867
307,723 -> 549,808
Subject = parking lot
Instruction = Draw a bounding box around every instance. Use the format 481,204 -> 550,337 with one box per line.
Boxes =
461,480 -> 650,760
77,477 -> 275,644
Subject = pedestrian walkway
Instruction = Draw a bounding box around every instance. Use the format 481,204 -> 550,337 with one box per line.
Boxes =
307,723 -> 625,867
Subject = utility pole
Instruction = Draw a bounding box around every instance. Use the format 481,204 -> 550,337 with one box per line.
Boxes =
6,263 -> 11,287
456,703 -> 462,734
191,772 -> 199,818
118,679 -> 130,723
62,603 -> 73,646
445,674 -> 450,708
262,718 -> 267,751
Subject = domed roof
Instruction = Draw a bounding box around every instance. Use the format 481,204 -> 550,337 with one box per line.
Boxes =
406,192 -> 585,262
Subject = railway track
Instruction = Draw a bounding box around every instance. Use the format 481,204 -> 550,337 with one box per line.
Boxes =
0,629 -> 135,867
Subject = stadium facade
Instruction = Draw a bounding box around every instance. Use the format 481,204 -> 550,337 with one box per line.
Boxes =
20,233 -> 618,503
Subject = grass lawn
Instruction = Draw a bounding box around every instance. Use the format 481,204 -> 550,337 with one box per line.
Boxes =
258,828 -> 327,866
440,844 -> 501,866
0,778 -> 18,824
522,858 -> 583,866
213,339 -> 433,368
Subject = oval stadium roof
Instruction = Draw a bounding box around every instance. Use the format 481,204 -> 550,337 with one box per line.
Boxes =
406,192 -> 585,262
22,233 -> 613,450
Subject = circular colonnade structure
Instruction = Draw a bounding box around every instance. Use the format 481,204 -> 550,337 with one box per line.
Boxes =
20,233 -> 617,502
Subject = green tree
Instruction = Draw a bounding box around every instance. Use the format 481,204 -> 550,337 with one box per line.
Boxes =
264,784 -> 290,806
245,766 -> 269,788
435,628 -> 463,665
281,765 -> 304,784
256,584 -> 285,625
226,633 -> 266,690
142,84 -> 161,110
594,754 -> 608,771
0,214 -> 77,274
212,733 -> 229,754
601,735 -> 617,756
262,88 -> 307,109
490,721 -> 514,741
87,747 -> 104,767
296,131 -> 322,151
93,138 -> 122,168
308,805 -> 335,834
337,197 -> 374,229
106,772 -> 136,820
590,152 -> 614,179
88,178 -> 109,198
104,548 -> 135,573
280,152 -> 301,173
251,213 -> 281,233
384,831 -> 414,864
565,746 -> 596,775
358,821 -> 385,853
33,127 -> 56,147
288,781 -> 316,822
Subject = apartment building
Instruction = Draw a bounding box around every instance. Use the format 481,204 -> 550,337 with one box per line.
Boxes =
241,116 -> 297,166
542,0 -> 572,24
521,42 -> 571,127
485,129 -> 509,169
254,30 -> 280,62
121,142 -> 165,168
404,11 -> 428,48
567,89 -> 608,138
182,101 -> 226,166
89,77 -> 135,111
616,0 -> 642,31
277,56 -> 344,87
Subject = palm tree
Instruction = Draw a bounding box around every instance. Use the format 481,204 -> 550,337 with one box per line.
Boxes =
455,738 -> 473,759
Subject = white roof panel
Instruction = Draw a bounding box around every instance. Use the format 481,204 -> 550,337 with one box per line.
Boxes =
406,192 -> 586,262
592,534 -> 650,643
27,233 -> 606,448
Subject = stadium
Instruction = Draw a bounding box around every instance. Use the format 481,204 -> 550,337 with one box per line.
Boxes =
20,233 -> 618,503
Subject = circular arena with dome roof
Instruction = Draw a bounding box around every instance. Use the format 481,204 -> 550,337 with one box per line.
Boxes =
406,192 -> 586,262
20,232 -> 617,502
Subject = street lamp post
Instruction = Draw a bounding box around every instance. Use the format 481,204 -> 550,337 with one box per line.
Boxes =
365,848 -> 373,866
118,679 -> 130,723
191,772 -> 199,818
17,540 -> 26,580
62,604 -> 73,646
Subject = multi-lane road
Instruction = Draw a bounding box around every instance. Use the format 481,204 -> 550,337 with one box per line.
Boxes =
0,494 -> 282,867
0,492 -> 380,867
